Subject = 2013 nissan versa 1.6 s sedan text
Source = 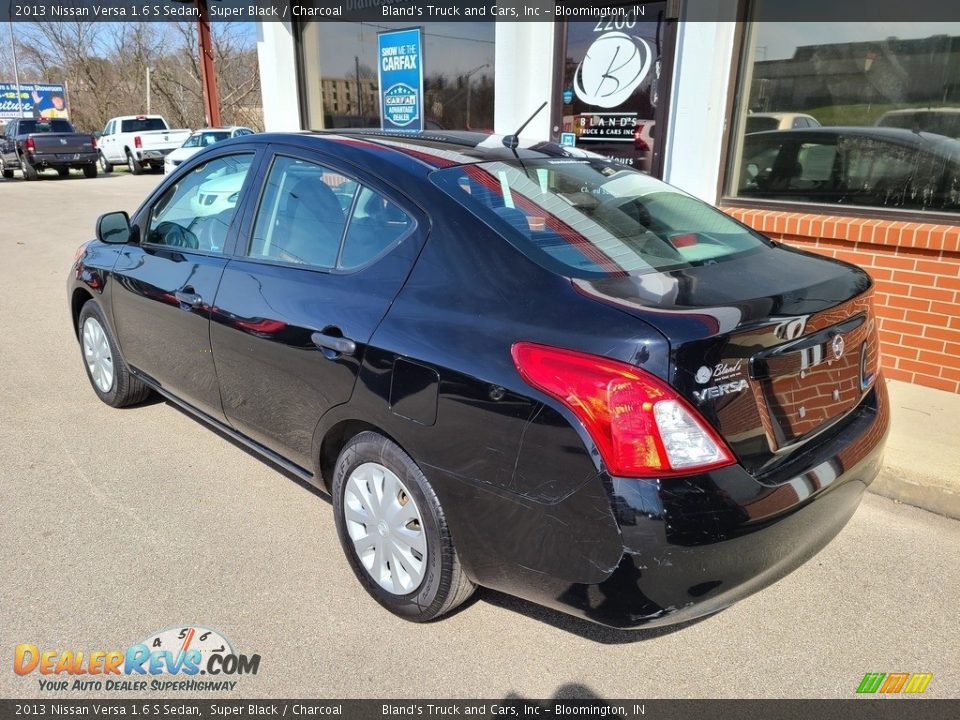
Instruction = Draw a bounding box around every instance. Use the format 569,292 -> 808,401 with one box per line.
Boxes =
68,131 -> 889,628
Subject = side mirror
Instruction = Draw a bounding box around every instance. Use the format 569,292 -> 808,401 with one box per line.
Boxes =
96,211 -> 134,244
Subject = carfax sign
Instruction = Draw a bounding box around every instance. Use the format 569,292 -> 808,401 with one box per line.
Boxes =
377,27 -> 424,132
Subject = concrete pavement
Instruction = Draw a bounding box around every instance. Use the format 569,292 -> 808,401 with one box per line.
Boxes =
0,171 -> 957,700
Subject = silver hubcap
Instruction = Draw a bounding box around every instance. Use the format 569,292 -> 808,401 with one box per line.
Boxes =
343,462 -> 427,595
82,317 -> 114,393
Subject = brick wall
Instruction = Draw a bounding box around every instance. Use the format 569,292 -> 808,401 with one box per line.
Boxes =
724,207 -> 960,394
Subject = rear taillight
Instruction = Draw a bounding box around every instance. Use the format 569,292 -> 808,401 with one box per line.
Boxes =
90,136 -> 97,149
134,136 -> 142,149
511,342 -> 735,477
24,137 -> 35,151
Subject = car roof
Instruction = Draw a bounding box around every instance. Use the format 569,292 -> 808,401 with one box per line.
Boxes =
879,107 -> 960,116
745,125 -> 960,158
227,130 -> 604,174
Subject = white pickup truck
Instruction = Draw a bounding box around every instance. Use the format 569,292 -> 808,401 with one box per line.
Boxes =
97,115 -> 191,174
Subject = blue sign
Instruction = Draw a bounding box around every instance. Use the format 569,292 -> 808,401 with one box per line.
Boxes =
377,28 -> 424,132
562,89 -> 574,104
560,132 -> 577,147
0,82 -> 68,120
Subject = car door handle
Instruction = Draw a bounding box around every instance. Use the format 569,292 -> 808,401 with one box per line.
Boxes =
174,289 -> 202,308
311,331 -> 356,357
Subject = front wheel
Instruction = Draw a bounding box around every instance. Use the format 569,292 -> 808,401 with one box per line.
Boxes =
126,152 -> 143,175
332,432 -> 475,622
1,157 -> 14,179
99,152 -> 113,173
57,167 -> 69,178
77,300 -> 152,408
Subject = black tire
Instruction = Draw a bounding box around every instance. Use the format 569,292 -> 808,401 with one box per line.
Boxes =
77,300 -> 152,408
99,152 -> 113,173
126,151 -> 143,175
83,163 -> 98,179
57,167 -> 70,178
332,431 -> 475,622
21,157 -> 38,181
0,158 -> 13,179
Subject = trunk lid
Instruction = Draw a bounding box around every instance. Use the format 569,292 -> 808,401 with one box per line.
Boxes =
28,133 -> 94,156
136,129 -> 191,150
574,244 -> 880,475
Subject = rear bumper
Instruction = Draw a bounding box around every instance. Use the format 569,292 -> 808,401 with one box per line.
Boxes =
29,152 -> 98,167
473,380 -> 889,629
138,149 -> 173,161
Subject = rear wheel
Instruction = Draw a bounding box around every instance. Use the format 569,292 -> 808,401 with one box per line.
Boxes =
99,152 -> 112,173
0,157 -> 14,179
126,152 -> 143,175
82,163 -> 97,179
332,432 -> 475,622
21,157 -> 38,181
77,300 -> 152,408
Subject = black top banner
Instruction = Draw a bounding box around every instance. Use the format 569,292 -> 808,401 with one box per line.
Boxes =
1,0 -> 960,23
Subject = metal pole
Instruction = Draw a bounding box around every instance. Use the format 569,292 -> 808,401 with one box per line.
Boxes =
196,0 -> 221,127
355,56 -> 363,119
8,13 -> 25,118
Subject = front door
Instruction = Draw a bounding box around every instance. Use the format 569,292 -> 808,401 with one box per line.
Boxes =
210,149 -> 425,469
553,1 -> 678,176
111,150 -> 259,420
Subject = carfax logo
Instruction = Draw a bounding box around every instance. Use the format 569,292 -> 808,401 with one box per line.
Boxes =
14,625 -> 260,692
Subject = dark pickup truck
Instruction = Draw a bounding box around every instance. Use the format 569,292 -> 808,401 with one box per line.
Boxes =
0,118 -> 98,180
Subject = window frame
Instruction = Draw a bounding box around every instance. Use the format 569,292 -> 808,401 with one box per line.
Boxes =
718,8 -> 960,225
135,148 -> 263,259
237,148 -> 420,275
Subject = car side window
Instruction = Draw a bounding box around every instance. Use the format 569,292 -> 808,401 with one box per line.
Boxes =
338,187 -> 413,269
248,156 -> 358,268
146,153 -> 254,253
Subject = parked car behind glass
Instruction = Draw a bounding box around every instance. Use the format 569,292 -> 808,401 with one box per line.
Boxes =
165,127 -> 255,174
745,112 -> 821,133
739,127 -> 960,212
68,131 -> 889,629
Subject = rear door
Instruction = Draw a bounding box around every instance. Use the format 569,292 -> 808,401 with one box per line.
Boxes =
111,147 -> 262,421
210,146 -> 426,469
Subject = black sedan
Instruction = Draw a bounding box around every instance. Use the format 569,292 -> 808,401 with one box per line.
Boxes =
68,131 -> 888,628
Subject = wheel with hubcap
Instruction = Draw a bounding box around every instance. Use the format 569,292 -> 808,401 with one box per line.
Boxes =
77,300 -> 152,408
99,152 -> 112,173
332,431 -> 475,621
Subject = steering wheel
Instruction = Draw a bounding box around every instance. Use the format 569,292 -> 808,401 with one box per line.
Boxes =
150,221 -> 199,250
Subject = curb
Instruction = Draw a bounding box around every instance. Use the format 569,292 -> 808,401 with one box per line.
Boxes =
869,465 -> 960,521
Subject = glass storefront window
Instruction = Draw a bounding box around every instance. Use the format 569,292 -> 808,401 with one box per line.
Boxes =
298,21 -> 494,132
726,8 -> 960,215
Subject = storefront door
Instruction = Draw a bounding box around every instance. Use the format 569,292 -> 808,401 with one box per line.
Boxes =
553,1 -> 679,177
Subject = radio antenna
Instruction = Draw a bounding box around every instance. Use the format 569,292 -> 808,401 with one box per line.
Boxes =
502,101 -> 548,150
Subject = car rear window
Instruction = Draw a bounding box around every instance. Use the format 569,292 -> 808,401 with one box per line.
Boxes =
746,117 -> 780,133
19,119 -> 74,134
120,118 -> 168,133
431,159 -> 771,278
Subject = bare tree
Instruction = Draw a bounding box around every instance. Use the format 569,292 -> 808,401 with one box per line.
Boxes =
5,21 -> 262,132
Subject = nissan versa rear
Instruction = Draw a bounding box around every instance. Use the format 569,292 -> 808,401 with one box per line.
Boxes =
68,132 -> 888,628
